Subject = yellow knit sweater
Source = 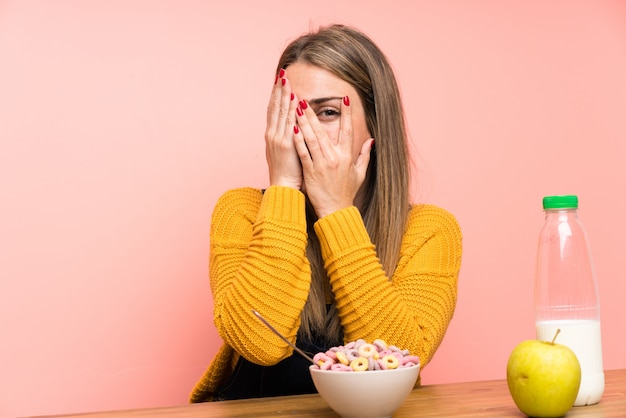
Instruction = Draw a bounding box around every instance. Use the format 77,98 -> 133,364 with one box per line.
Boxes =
190,186 -> 462,403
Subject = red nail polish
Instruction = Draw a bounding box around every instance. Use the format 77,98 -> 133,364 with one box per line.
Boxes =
279,68 -> 285,78
294,125 -> 299,134
296,107 -> 303,117
299,100 -> 308,110
290,93 -> 294,101
274,75 -> 278,85
281,78 -> 286,86
343,96 -> 350,106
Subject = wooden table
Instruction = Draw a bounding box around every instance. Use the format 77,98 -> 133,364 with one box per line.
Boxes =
26,369 -> 626,417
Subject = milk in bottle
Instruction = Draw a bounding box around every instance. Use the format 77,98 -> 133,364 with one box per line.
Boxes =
534,195 -> 604,406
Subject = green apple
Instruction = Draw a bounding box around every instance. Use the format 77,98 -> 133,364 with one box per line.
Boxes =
506,330 -> 581,417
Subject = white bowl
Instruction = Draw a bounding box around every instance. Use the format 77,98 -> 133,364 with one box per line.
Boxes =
309,364 -> 420,418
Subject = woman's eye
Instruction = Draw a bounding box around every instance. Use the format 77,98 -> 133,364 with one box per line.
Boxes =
317,108 -> 340,121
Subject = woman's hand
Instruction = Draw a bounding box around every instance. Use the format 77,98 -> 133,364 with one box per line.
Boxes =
293,96 -> 374,218
265,70 -> 302,190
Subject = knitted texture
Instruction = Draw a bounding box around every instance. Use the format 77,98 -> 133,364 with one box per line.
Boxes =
189,186 -> 462,403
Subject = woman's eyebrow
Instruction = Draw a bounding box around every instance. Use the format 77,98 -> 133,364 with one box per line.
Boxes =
308,96 -> 343,105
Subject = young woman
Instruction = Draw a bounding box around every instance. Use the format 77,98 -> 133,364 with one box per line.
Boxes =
190,24 -> 462,402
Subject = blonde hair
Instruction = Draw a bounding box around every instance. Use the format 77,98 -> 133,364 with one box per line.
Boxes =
277,25 -> 410,345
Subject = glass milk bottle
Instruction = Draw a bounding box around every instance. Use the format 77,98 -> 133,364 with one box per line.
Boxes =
535,195 -> 604,406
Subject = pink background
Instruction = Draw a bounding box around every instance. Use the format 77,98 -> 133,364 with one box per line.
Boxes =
1,1 -> 625,417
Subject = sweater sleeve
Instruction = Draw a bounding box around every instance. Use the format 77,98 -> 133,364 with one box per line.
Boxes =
210,186 -> 311,366
314,204 -> 462,367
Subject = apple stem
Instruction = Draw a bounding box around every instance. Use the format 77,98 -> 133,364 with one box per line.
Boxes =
551,329 -> 561,345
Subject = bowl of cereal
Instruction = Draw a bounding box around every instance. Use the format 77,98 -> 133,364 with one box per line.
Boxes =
309,339 -> 420,418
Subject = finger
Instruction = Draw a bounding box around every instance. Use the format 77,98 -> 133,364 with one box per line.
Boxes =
295,100 -> 326,160
266,68 -> 287,135
355,138 -> 375,172
339,95 -> 354,150
292,123 -> 313,168
282,91 -> 299,138
275,76 -> 293,133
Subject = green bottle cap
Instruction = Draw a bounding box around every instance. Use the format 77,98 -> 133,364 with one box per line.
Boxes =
543,195 -> 578,209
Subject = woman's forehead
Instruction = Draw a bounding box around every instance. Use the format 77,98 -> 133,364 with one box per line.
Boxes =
286,62 -> 357,101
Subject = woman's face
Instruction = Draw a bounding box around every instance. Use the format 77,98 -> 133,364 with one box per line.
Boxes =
286,62 -> 371,159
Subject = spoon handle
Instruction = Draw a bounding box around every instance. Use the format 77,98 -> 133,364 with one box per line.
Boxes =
252,310 -> 316,365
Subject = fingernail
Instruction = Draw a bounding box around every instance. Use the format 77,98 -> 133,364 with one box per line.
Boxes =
296,107 -> 303,116
299,100 -> 308,110
294,125 -> 299,134
343,96 -> 350,106
371,139 -> 376,149
281,78 -> 286,86
290,93 -> 294,101
274,75 -> 279,85
279,68 -> 286,78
